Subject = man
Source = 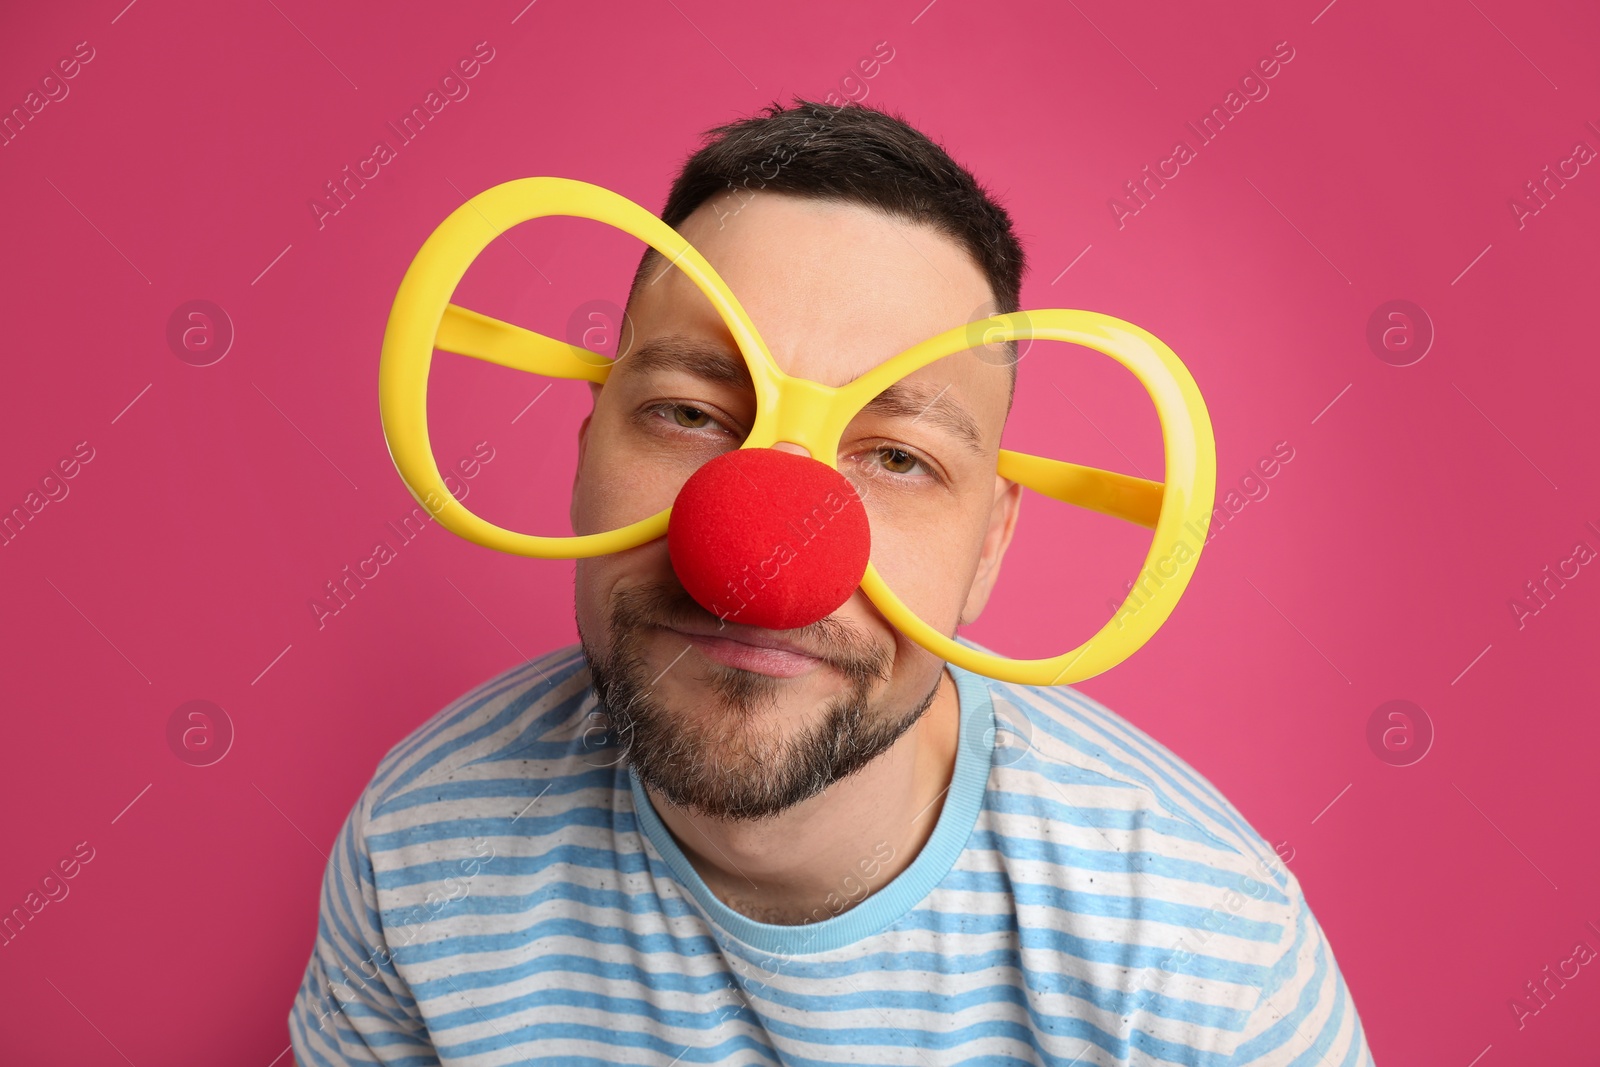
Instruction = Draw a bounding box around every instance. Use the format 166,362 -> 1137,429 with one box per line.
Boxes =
290,98 -> 1375,1065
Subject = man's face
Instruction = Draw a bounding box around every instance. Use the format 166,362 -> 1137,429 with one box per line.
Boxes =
571,190 -> 1020,821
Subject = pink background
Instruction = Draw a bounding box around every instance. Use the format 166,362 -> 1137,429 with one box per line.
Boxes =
3,0 -> 1598,1062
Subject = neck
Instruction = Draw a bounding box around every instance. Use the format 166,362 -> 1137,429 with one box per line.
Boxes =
644,667 -> 962,926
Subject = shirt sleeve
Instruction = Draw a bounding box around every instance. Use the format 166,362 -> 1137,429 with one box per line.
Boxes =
287,782 -> 440,1066
1228,878 -> 1377,1066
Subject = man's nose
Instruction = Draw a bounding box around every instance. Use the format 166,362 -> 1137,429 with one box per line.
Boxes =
665,446 -> 870,631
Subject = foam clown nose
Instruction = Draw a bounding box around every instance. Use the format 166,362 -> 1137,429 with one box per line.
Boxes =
666,448 -> 871,630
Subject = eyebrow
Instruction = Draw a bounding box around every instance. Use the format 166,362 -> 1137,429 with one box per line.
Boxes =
617,334 -> 986,453
858,381 -> 986,454
613,335 -> 753,389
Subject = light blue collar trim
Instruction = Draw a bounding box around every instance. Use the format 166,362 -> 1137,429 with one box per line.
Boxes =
628,659 -> 996,956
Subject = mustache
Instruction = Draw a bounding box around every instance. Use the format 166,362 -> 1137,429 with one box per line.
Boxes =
610,581 -> 894,689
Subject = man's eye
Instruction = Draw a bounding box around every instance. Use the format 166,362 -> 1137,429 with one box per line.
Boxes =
670,404 -> 714,429
648,403 -> 729,432
873,446 -> 925,476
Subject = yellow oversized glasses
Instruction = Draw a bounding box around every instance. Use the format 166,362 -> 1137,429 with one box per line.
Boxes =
378,177 -> 1216,685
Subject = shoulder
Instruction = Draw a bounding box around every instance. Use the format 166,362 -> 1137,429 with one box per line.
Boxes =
968,670 -> 1373,1056
981,670 -> 1292,893
358,643 -> 602,827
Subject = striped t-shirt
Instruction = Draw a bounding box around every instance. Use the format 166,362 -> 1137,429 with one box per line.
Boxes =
289,642 -> 1375,1066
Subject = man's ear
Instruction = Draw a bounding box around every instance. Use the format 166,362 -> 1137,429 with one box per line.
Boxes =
959,474 -> 1023,626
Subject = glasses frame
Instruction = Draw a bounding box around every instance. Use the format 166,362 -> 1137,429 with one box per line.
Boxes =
379,177 -> 1217,685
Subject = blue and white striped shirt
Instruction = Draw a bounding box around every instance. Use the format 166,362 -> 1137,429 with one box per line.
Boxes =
289,642 -> 1375,1065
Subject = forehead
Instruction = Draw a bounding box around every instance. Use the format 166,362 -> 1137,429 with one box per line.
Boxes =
629,191 -> 1004,399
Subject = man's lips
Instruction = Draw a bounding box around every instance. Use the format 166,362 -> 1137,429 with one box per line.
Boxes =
665,624 -> 824,679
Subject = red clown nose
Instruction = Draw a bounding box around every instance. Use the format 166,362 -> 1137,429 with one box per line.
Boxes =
667,448 -> 871,631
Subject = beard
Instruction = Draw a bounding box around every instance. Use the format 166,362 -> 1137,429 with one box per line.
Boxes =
578,580 -> 941,822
